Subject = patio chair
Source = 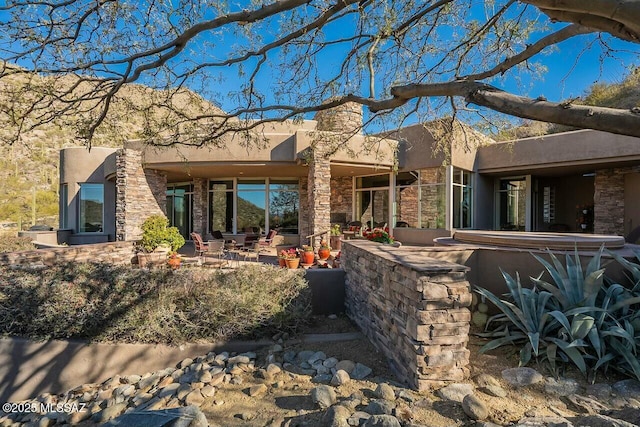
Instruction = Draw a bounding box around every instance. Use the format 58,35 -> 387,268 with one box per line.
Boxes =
258,229 -> 278,250
191,232 -> 226,265
240,242 -> 261,263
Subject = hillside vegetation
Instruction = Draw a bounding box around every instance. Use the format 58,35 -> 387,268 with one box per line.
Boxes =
495,68 -> 640,141
0,70 -> 223,228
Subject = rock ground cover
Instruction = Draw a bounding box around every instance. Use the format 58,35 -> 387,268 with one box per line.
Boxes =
1,316 -> 639,427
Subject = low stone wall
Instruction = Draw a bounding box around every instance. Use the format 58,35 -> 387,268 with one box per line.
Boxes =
342,240 -> 471,390
0,241 -> 137,267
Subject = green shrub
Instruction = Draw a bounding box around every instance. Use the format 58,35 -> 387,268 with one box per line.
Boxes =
139,215 -> 185,252
0,263 -> 310,344
477,247 -> 640,382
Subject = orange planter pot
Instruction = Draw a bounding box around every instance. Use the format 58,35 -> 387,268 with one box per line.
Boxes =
278,258 -> 287,268
301,250 -> 315,265
167,258 -> 181,270
318,248 -> 330,261
285,258 -> 300,269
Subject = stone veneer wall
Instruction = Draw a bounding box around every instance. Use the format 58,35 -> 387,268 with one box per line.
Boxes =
593,167 -> 640,236
0,242 -> 137,267
299,177 -> 310,245
594,169 -> 617,235
115,149 -> 167,241
307,149 -> 331,246
192,178 -> 208,237
330,177 -> 352,224
343,240 -> 471,390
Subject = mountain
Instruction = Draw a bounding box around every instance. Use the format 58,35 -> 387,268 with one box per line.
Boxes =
0,69 -> 224,228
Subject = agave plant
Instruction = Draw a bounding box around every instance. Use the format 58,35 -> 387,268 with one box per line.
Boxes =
477,246 -> 640,381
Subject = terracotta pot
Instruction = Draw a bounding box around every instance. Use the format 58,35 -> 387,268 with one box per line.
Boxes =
167,258 -> 181,270
330,235 -> 342,251
278,258 -> 287,268
285,258 -> 300,269
301,250 -> 315,265
318,248 -> 330,261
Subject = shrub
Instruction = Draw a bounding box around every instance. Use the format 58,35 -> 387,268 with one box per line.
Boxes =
0,263 -> 310,344
139,215 -> 185,252
476,247 -> 640,382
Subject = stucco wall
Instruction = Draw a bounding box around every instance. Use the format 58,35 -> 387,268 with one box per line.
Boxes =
59,147 -> 118,238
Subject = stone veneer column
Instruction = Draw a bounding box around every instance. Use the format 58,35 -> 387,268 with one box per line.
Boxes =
298,176 -> 310,246
594,168 -> 625,235
307,147 -> 331,247
115,149 -> 167,241
192,178 -> 208,237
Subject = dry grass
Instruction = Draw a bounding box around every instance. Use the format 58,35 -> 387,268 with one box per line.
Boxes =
0,263 -> 311,344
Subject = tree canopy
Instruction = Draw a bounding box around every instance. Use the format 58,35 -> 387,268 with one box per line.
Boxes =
1,0 -> 639,147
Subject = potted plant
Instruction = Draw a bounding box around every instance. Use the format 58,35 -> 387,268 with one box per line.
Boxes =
280,248 -> 300,269
138,215 -> 185,267
300,244 -> 315,265
329,224 -> 342,251
364,227 -> 398,245
318,239 -> 331,260
332,251 -> 341,268
167,251 -> 182,269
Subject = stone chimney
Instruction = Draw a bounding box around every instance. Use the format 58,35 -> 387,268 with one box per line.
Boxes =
314,101 -> 363,134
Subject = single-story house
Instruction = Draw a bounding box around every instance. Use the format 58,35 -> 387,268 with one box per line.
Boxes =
58,103 -> 640,246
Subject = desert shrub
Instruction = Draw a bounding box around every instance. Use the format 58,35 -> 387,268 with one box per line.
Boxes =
0,263 -> 310,344
139,215 -> 185,252
1,235 -> 35,253
477,247 -> 640,382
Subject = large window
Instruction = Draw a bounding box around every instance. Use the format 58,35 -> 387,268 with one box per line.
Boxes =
395,168 -> 446,229
269,180 -> 299,234
209,180 -> 234,233
166,184 -> 193,239
452,168 -> 472,229
78,183 -> 103,233
237,180 -> 266,233
497,178 -> 526,231
208,178 -> 299,235
356,175 -> 389,228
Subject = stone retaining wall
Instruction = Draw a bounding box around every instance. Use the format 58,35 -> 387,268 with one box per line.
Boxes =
0,242 -> 137,267
342,240 -> 471,390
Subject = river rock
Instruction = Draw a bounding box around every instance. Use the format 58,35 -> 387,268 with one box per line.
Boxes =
375,383 -> 396,401
324,405 -> 352,427
365,399 -> 395,415
544,378 -> 580,396
309,351 -> 327,364
475,374 -> 507,398
351,363 -> 372,380
324,357 -> 339,368
311,385 -> 337,409
335,360 -> 356,374
436,383 -> 474,402
331,370 -> 351,386
363,414 -> 402,427
514,416 -> 573,427
612,379 -> 640,399
462,394 -> 488,420
93,402 -> 128,423
502,367 -> 544,387
184,390 -> 205,407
